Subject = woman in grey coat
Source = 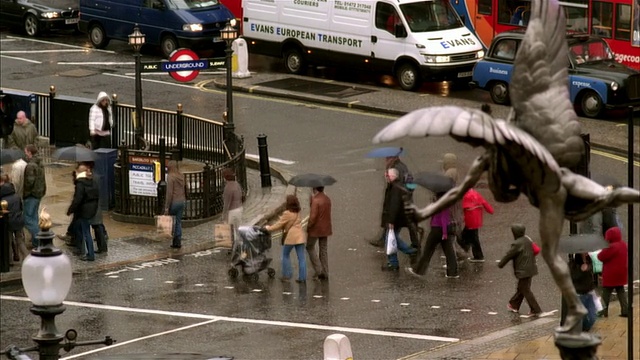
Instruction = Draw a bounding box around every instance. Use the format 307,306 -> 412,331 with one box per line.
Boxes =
498,224 -> 543,316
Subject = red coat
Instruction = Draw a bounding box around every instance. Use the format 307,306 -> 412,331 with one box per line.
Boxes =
307,191 -> 332,237
598,227 -> 628,287
462,189 -> 494,229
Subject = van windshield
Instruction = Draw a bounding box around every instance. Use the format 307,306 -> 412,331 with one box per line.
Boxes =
165,0 -> 220,10
400,0 -> 464,32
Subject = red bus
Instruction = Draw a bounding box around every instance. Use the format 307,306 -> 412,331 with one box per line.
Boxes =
451,0 -> 640,70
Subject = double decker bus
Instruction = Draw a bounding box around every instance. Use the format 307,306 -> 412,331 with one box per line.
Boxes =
451,0 -> 640,70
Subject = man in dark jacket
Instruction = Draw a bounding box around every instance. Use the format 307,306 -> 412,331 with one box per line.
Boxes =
498,224 -> 543,316
67,164 -> 99,261
381,168 -> 417,271
23,144 -> 46,248
306,186 -> 332,280
0,174 -> 29,263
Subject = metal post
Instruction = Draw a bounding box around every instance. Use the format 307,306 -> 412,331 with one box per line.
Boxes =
121,143 -> 130,215
134,49 -> 144,150
626,106 -> 635,360
48,86 -> 55,146
257,134 -> 271,188
225,40 -> 234,128
0,201 -> 10,273
176,103 -> 183,161
157,138 -> 167,215
111,94 -> 119,149
203,163 -> 211,217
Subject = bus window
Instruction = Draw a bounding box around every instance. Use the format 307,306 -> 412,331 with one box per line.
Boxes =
614,3 -> 631,40
479,0 -> 492,15
564,6 -> 589,32
592,1 -> 613,38
498,0 -> 531,26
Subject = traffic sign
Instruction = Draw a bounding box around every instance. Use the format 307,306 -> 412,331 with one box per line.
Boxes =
168,48 -> 202,82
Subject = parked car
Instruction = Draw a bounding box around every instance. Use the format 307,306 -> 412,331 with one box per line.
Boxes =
470,31 -> 640,118
0,0 -> 80,37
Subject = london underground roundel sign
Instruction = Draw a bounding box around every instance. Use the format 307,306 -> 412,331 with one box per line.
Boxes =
166,48 -> 206,82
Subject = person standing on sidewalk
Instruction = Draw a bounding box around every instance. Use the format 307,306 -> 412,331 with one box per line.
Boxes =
7,111 -> 38,150
88,92 -> 113,149
265,195 -> 307,283
164,160 -> 186,249
22,144 -> 46,248
381,168 -> 417,271
66,164 -> 99,261
0,174 -> 29,263
461,187 -> 494,262
498,224 -> 543,316
222,168 -> 243,228
306,186 -> 332,280
597,226 -> 628,318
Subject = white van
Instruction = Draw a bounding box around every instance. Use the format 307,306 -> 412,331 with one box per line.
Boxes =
242,0 -> 484,90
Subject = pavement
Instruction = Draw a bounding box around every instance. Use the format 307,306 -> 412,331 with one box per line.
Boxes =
1,70 -> 639,359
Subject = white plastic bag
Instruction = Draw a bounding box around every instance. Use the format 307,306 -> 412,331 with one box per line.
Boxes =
591,290 -> 603,312
385,229 -> 398,255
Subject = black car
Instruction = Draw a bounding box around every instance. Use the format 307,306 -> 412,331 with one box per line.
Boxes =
0,0 -> 80,37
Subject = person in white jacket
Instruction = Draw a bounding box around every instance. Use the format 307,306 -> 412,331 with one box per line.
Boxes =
88,92 -> 113,149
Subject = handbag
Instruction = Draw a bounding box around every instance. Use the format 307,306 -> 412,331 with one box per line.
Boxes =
385,229 -> 398,255
526,235 -> 541,256
156,215 -> 174,237
591,290 -> 604,312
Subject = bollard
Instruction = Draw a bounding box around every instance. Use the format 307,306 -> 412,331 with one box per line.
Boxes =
157,138 -> 167,215
0,200 -> 10,273
257,134 -> 272,188
231,38 -> 251,78
323,334 -> 353,360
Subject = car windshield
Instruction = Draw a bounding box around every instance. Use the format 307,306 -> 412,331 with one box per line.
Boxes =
569,38 -> 614,64
165,0 -> 220,10
399,0 -> 463,32
32,0 -> 78,8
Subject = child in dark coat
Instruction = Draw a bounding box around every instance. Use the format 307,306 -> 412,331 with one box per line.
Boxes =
597,227 -> 628,317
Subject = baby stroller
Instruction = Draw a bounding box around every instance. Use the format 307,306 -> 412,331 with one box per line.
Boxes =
227,226 -> 276,280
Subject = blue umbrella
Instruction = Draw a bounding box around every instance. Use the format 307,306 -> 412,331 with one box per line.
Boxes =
365,147 -> 404,158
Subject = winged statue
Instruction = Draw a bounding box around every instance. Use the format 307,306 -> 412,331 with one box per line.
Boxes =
372,0 -> 639,336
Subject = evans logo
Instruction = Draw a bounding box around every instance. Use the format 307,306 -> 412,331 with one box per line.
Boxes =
489,67 -> 508,75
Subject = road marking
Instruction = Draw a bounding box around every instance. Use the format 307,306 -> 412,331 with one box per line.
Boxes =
2,49 -> 89,54
103,72 -> 198,90
61,319 -> 220,359
591,149 -> 640,167
0,295 -> 460,342
0,55 -> 41,64
59,61 -> 133,65
245,153 -> 296,165
6,35 -> 115,53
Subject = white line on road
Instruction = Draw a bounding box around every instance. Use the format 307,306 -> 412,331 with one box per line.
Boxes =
0,55 -> 42,64
2,49 -> 89,54
103,72 -> 198,90
60,319 -> 220,359
59,61 -> 134,65
6,35 -> 116,53
0,295 -> 460,342
245,153 -> 296,165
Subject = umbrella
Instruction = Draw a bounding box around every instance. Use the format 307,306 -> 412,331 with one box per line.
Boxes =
591,173 -> 621,189
365,146 -> 404,158
52,145 -> 97,162
288,173 -> 337,188
0,149 -> 25,165
558,234 -> 609,254
412,171 -> 454,194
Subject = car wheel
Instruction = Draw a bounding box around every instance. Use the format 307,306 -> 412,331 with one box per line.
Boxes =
283,48 -> 306,74
396,63 -> 421,91
161,35 -> 178,58
24,14 -> 39,37
580,90 -> 603,118
489,81 -> 510,105
89,23 -> 110,49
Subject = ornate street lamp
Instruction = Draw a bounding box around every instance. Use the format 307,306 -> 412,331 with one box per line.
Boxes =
220,19 -> 238,156
128,24 -> 146,150
0,209 -> 113,359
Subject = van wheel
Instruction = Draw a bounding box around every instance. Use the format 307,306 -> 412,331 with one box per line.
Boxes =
396,63 -> 421,91
489,81 -> 510,105
580,90 -> 603,118
161,35 -> 179,58
283,48 -> 306,74
24,14 -> 39,37
89,23 -> 110,49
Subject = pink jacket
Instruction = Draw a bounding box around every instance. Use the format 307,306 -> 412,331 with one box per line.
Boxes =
462,189 -> 494,229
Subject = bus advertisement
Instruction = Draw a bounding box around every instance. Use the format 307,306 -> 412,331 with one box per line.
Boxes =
451,0 -> 640,70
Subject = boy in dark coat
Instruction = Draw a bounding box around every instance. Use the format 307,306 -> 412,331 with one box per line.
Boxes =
67,165 -> 99,261
381,168 -> 417,270
597,227 -> 628,317
498,224 -> 543,316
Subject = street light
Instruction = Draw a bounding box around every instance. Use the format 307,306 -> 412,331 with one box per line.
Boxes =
129,24 -> 146,150
220,19 -> 238,156
0,209 -> 113,360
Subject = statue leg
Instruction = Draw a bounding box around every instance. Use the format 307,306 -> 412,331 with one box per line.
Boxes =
538,193 -> 587,334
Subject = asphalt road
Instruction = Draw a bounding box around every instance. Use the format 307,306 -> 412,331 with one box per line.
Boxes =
1,30 -> 638,360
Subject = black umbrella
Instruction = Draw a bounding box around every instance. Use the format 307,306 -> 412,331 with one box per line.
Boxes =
559,234 -> 609,254
52,145 -> 97,162
591,173 -> 621,189
412,171 -> 454,194
0,149 -> 25,165
288,173 -> 337,188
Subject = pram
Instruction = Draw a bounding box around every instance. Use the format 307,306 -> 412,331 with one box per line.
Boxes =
227,226 -> 276,280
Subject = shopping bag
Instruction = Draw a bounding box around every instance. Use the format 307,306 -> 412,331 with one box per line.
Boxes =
214,223 -> 234,248
591,290 -> 604,312
156,215 -> 174,237
385,229 -> 398,255
589,250 -> 603,274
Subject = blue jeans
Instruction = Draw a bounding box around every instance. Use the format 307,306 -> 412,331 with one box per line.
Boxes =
282,244 -> 307,281
169,201 -> 185,246
579,292 -> 597,331
385,228 -> 415,267
23,197 -> 41,248
77,217 -> 95,259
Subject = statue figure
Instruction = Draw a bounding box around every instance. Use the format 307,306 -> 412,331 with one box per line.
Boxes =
372,0 -> 639,337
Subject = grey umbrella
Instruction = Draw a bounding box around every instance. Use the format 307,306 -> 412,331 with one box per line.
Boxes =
52,145 -> 97,162
0,149 -> 25,165
288,173 -> 337,188
558,234 -> 609,254
412,171 -> 454,194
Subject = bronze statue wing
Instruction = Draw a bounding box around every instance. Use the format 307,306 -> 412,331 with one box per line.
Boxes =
372,106 -> 560,175
508,0 -> 584,168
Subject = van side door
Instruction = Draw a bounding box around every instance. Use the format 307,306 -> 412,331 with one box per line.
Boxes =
139,0 -> 170,45
327,1 -> 372,70
370,1 -> 406,72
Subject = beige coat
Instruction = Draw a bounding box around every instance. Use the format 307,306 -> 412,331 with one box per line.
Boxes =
266,210 -> 306,245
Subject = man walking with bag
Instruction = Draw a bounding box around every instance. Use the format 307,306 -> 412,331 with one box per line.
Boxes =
381,168 -> 417,271
23,144 -> 46,248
